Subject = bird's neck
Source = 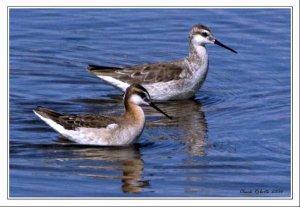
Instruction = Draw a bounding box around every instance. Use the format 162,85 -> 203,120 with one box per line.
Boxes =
124,102 -> 145,127
188,42 -> 208,62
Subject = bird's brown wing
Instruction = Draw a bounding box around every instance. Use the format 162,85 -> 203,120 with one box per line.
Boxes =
88,61 -> 186,84
57,114 -> 121,130
34,106 -> 121,130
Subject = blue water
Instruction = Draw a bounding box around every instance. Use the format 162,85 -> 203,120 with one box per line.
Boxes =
9,8 -> 291,197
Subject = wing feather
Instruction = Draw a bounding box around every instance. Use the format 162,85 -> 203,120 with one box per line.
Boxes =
58,114 -> 120,130
88,60 -> 185,84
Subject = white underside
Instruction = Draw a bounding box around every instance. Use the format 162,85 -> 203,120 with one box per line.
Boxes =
34,111 -> 144,146
98,75 -> 130,91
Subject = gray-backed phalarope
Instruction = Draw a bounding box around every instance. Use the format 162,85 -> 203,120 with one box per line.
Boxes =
88,24 -> 237,101
33,84 -> 171,146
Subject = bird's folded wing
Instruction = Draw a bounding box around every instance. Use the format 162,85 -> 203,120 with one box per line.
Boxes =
88,61 -> 185,84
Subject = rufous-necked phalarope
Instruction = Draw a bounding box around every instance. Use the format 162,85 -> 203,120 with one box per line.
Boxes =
88,24 -> 237,101
33,84 -> 172,146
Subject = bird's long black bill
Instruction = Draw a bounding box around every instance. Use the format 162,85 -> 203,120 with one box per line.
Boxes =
214,39 -> 237,54
149,103 -> 172,119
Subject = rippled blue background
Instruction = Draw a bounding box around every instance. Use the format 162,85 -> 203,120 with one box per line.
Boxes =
9,8 -> 291,197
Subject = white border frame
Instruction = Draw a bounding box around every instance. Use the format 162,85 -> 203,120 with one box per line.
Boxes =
1,0 -> 299,206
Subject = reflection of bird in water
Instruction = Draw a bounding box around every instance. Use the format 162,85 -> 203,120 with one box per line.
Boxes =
120,150 -> 149,193
53,142 -> 149,193
144,99 -> 208,156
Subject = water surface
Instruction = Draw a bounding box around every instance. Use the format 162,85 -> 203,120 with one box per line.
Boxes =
9,8 -> 291,197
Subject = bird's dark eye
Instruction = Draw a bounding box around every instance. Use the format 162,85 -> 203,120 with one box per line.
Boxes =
202,32 -> 208,37
138,91 -> 146,99
139,91 -> 150,102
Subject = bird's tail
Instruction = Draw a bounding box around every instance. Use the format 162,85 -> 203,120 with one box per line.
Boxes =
33,106 -> 62,121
